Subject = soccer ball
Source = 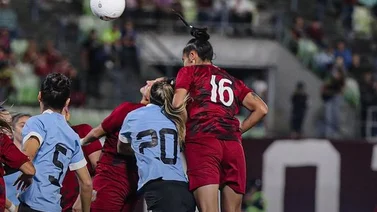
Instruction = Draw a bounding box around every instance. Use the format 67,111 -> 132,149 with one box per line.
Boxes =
90,0 -> 126,21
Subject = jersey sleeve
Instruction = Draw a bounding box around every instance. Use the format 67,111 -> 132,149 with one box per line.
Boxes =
69,137 -> 87,171
22,117 -> 46,147
118,113 -> 136,144
1,134 -> 29,169
175,66 -> 194,90
101,103 -> 139,134
82,140 -> 102,157
238,80 -> 254,103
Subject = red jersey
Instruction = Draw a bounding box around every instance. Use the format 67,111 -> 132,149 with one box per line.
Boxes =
99,102 -> 144,166
61,124 -> 102,212
175,65 -> 252,141
0,134 -> 29,210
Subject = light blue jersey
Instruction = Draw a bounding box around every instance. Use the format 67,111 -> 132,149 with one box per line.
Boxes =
20,110 -> 87,211
4,171 -> 20,205
119,104 -> 187,191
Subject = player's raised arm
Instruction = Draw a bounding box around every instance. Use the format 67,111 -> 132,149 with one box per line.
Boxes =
81,125 -> 106,146
240,92 -> 268,133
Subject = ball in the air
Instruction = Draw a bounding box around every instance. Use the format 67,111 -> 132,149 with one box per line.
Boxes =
90,0 -> 126,21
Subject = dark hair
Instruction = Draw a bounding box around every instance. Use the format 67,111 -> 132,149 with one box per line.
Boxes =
174,12 -> 213,62
150,78 -> 187,144
40,73 -> 71,111
12,113 -> 31,128
0,105 -> 11,134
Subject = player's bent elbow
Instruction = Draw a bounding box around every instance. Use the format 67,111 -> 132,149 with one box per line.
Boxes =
259,104 -> 269,116
80,178 -> 93,192
19,161 -> 36,176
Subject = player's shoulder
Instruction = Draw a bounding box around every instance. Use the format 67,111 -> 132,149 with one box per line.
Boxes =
71,124 -> 92,138
26,114 -> 44,125
126,105 -> 148,119
115,102 -> 144,113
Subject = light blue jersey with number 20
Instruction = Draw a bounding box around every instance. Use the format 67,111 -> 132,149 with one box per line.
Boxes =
20,110 -> 87,211
119,104 -> 187,191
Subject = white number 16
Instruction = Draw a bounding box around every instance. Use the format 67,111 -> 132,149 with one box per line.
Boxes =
210,75 -> 234,106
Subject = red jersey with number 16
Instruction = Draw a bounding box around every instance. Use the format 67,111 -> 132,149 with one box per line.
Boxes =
175,65 -> 253,142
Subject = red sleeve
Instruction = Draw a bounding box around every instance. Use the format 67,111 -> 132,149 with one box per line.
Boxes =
82,140 -> 102,157
238,80 -> 254,103
71,124 -> 102,156
1,134 -> 29,169
101,102 -> 143,134
175,66 -> 194,90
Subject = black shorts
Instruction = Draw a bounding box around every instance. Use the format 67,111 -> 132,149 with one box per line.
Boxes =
142,179 -> 196,212
18,202 -> 42,212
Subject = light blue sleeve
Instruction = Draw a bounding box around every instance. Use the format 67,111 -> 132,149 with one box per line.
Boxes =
22,116 -> 46,147
69,135 -> 87,171
118,113 -> 135,144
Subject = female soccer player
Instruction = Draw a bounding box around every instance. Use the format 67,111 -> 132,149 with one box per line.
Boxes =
60,108 -> 102,212
172,15 -> 269,212
4,113 -> 31,210
0,114 -> 35,212
118,79 -> 196,212
17,73 -> 92,212
81,77 -> 171,212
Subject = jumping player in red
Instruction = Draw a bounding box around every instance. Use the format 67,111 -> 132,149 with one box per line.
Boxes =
61,109 -> 102,212
81,77 -> 170,212
172,15 -> 268,212
0,117 -> 35,211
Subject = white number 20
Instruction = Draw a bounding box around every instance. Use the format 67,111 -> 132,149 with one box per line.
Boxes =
210,75 -> 234,106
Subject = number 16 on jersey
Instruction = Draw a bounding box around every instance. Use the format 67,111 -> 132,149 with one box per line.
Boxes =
210,75 -> 234,106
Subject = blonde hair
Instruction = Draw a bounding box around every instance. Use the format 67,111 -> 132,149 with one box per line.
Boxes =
0,107 -> 12,135
150,80 -> 187,144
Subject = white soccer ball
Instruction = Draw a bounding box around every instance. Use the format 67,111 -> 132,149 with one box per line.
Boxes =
90,0 -> 126,21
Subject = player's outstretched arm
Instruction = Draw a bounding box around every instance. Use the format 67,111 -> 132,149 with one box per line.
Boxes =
74,166 -> 93,212
240,92 -> 268,133
81,125 -> 106,146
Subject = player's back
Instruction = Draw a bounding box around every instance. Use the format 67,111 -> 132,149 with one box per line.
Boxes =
120,104 -> 187,190
20,111 -> 84,211
100,102 -> 144,166
176,65 -> 252,141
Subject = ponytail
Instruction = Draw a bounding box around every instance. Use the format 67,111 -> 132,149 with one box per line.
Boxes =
150,80 -> 188,145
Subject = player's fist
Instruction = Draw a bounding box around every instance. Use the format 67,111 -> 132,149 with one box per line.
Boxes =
73,196 -> 82,212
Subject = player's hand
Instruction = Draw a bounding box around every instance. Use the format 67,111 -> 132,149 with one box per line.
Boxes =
73,196 -> 82,212
13,173 -> 33,191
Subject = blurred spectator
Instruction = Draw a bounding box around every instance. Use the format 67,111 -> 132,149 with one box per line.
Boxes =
196,0 -> 213,23
81,29 -> 105,98
121,21 -> 140,73
23,39 -> 39,64
44,40 -> 61,68
0,0 -> 18,38
0,48 -> 13,101
306,19 -> 324,46
242,179 -> 266,212
321,68 -> 346,138
0,29 -> 11,54
292,16 -> 305,38
359,71 -> 377,137
342,0 -> 357,37
334,40 -> 352,69
229,0 -> 253,35
287,28 -> 300,55
101,24 -> 121,45
290,82 -> 308,139
53,56 -> 77,79
348,53 -> 366,80
34,50 -> 51,80
313,44 -> 335,78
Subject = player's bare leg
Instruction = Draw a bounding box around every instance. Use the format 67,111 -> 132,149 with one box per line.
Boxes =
193,184 -> 219,212
221,185 -> 242,212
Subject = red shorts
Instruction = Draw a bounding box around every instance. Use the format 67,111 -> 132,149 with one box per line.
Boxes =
90,160 -> 139,212
184,138 -> 246,194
